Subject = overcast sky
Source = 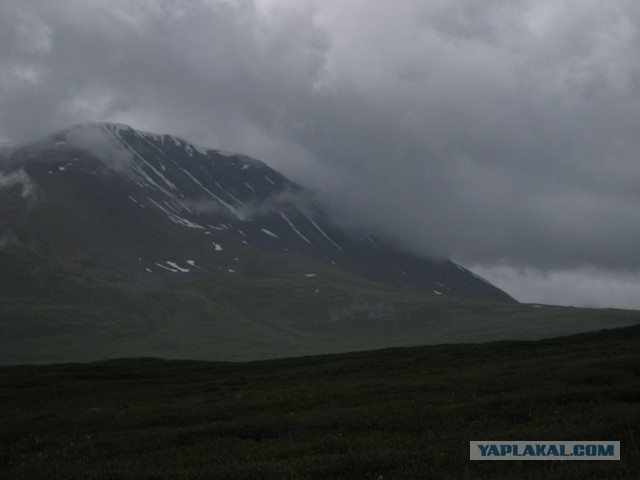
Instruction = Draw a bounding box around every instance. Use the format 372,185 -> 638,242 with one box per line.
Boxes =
1,0 -> 639,309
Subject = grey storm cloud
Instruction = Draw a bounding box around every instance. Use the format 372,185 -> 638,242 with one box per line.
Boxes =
1,0 -> 640,307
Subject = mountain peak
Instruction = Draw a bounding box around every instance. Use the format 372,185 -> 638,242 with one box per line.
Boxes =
0,123 -> 515,302
62,122 -> 244,160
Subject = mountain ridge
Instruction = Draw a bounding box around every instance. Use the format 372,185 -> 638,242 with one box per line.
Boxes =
0,122 -> 514,301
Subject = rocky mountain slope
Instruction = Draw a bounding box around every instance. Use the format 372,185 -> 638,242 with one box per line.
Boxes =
0,122 -> 513,301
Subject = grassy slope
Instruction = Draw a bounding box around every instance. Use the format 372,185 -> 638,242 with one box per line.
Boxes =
1,325 -> 640,479
3,262 -> 640,364
2,246 -> 640,364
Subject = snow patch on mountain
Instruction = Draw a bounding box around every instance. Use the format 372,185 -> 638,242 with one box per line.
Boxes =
147,197 -> 205,229
156,262 -> 179,273
166,261 -> 190,273
279,212 -> 312,245
300,209 -> 344,252
179,168 -> 244,220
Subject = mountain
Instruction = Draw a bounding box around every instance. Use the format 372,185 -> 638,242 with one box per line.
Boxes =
0,122 -> 512,300
2,123 -> 638,365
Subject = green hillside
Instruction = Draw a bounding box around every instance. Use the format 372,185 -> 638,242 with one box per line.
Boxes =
2,325 -> 640,479
2,250 -> 639,365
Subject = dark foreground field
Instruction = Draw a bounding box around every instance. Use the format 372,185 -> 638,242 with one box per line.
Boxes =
2,324 -> 640,479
